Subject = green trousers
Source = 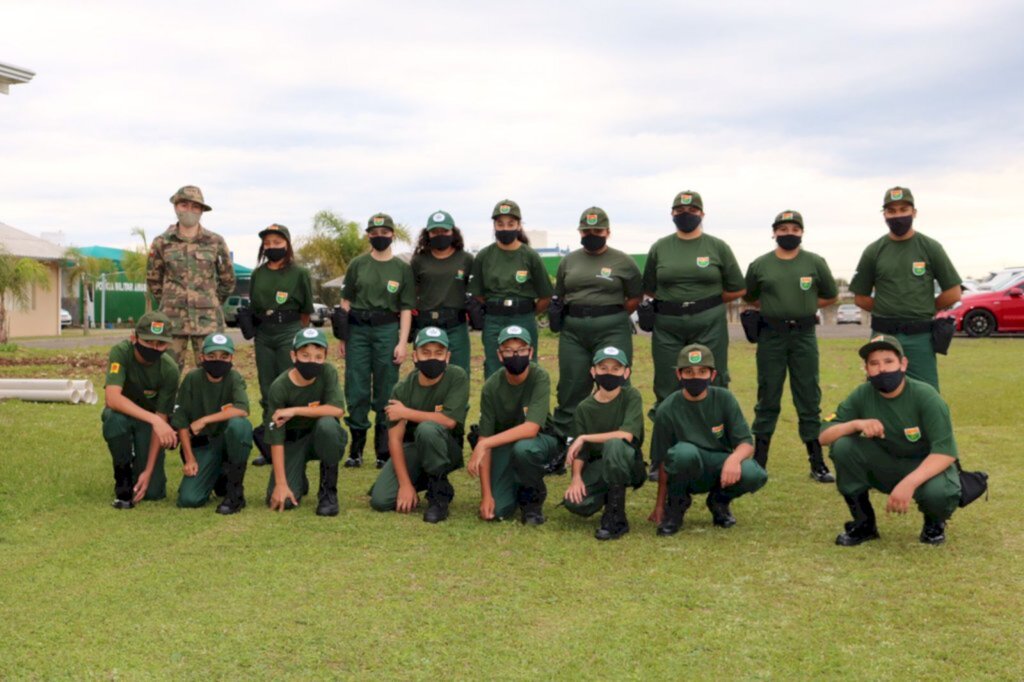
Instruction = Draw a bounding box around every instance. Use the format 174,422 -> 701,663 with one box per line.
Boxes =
255,322 -> 301,416
266,417 -> 347,503
102,409 -> 167,500
489,434 -> 560,518
551,312 -> 634,437
752,328 -> 822,442
177,418 -> 253,508
662,442 -> 767,499
444,322 -> 472,375
564,439 -> 646,516
651,307 -> 730,416
483,311 -> 538,378
369,422 -> 464,511
888,331 -> 939,392
829,435 -> 960,520
344,321 -> 400,431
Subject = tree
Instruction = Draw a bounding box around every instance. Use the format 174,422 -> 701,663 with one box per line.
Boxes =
0,247 -> 52,343
121,226 -> 151,311
64,247 -> 119,332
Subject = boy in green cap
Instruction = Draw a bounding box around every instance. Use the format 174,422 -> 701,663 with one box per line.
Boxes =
172,332 -> 253,513
562,346 -> 646,540
820,334 -> 961,546
265,327 -> 348,516
649,344 -> 765,535
467,325 -> 560,524
369,326 -> 470,523
102,311 -> 180,508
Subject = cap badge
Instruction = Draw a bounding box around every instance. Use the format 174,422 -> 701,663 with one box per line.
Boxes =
212,334 -> 227,344
303,328 -> 318,338
688,351 -> 702,363
151,321 -> 165,334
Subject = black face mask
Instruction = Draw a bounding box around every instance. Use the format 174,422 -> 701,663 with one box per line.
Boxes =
202,359 -> 232,378
776,234 -> 802,251
416,358 -> 447,379
134,341 -> 165,364
264,247 -> 287,262
429,234 -> 453,251
369,236 -> 393,252
502,355 -> 531,375
580,234 -> 607,252
495,229 -> 519,245
673,213 -> 703,233
295,361 -> 324,380
886,216 -> 914,237
593,373 -> 625,391
680,376 -> 710,397
868,369 -> 904,393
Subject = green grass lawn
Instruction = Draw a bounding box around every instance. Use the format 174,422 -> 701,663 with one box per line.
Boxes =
1,332 -> 1021,679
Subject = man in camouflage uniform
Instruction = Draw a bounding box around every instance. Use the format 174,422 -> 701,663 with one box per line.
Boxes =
146,185 -> 236,371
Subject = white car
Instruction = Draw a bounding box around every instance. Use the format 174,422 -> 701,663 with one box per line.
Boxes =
60,308 -> 72,328
836,304 -> 862,324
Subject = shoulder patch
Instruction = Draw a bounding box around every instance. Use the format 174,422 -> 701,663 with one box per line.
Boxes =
109,362 -> 121,374
823,412 -> 837,423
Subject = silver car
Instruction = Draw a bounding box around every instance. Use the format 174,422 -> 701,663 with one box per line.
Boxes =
836,304 -> 862,324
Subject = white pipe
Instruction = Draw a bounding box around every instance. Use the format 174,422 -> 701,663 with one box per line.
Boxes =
0,388 -> 85,403
0,379 -> 94,391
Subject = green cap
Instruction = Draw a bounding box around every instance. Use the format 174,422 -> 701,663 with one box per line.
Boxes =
497,324 -> 532,346
579,207 -> 610,230
293,326 -> 329,350
772,210 -> 804,229
426,210 -> 455,230
883,186 -> 914,207
592,345 -> 628,367
859,334 -> 904,360
169,185 -> 211,211
492,199 -> 521,220
414,326 -> 450,348
677,343 -> 715,369
258,223 -> 291,242
672,190 -> 703,211
367,213 -> 395,231
135,311 -> 174,342
202,332 -> 235,355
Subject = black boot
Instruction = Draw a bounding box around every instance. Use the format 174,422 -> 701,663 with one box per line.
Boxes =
753,435 -> 771,469
656,492 -> 692,536
919,516 -> 947,545
344,428 -> 366,468
467,424 -> 480,451
806,439 -> 835,483
706,488 -> 736,528
518,484 -> 547,526
835,491 -> 880,546
423,474 -> 454,524
595,485 -> 629,541
111,461 -> 134,509
544,438 -> 568,476
216,460 -> 247,515
213,463 -> 228,497
251,425 -> 271,466
374,422 -> 390,469
315,461 -> 340,517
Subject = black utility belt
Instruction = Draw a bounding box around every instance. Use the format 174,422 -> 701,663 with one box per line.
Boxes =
871,317 -> 934,335
284,427 -> 313,443
761,315 -> 817,333
654,295 -> 722,316
349,309 -> 400,326
415,308 -> 467,329
485,299 -> 535,315
566,303 -> 624,318
259,309 -> 301,325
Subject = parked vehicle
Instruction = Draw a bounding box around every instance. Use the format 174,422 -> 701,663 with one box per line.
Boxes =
310,303 -> 329,327
222,296 -> 250,327
836,304 -> 862,324
936,275 -> 1024,337
60,308 -> 72,328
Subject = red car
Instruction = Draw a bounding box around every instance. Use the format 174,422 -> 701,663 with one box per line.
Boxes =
936,275 -> 1024,336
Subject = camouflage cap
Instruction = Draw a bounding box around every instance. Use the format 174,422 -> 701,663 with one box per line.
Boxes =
492,199 -> 522,220
772,210 -> 804,229
258,224 -> 291,243
202,332 -> 235,355
579,207 -> 610,231
592,345 -> 628,367
293,326 -> 329,350
135,311 -> 174,342
883,186 -> 914,207
859,334 -> 904,360
677,343 -> 715,369
367,213 -> 395,232
414,326 -> 450,348
672,190 -> 703,211
169,185 -> 211,211
426,211 -> 455,230
497,324 -> 532,346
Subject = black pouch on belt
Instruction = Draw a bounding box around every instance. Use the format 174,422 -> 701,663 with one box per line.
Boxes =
237,305 -> 256,340
740,309 -> 761,343
932,317 -> 955,355
548,296 -> 565,333
330,306 -> 349,341
466,296 -> 485,331
636,299 -> 655,332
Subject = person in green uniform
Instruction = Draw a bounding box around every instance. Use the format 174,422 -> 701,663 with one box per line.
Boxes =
172,333 -> 253,513
340,213 -> 415,469
550,207 -> 643,442
469,199 -> 553,378
820,335 -> 961,546
266,327 -> 348,516
410,211 -> 474,374
101,311 -> 180,508
563,346 -> 646,540
648,344 -> 765,535
850,187 -> 962,391
369,327 -> 470,523
248,224 -> 314,466
467,325 -> 560,524
644,190 -> 746,416
743,210 -> 838,482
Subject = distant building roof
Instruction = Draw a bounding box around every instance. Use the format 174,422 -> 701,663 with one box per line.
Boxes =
0,221 -> 64,260
0,61 -> 34,94
76,245 -> 253,276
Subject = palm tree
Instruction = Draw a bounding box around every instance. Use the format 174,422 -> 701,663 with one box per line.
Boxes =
0,247 -> 51,343
64,247 -> 119,333
121,227 -> 151,311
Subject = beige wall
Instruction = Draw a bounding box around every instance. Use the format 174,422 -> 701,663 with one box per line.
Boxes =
5,261 -> 60,338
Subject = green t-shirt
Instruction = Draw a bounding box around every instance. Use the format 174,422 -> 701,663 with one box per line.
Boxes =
388,365 -> 469,435
342,253 -> 416,312
170,368 -> 249,438
265,362 -> 346,446
824,378 -> 958,459
642,233 -> 745,301
250,263 -> 314,314
571,384 -> 645,461
744,249 -> 838,319
411,250 -> 474,310
849,232 -> 961,321
478,363 -> 554,436
555,247 -> 643,305
468,243 -> 554,301
104,339 -> 179,414
649,387 -> 752,465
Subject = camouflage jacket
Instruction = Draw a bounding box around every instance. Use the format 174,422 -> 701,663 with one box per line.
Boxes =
146,224 -> 236,336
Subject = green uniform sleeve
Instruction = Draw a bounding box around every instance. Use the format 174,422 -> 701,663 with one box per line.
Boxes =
921,394 -> 959,458
230,371 -> 249,412
104,344 -> 129,388
157,361 -> 180,415
554,258 -> 567,298
342,259 -> 359,302
387,373 -> 411,429
743,260 -> 761,303
642,243 -> 658,294
849,243 -> 877,297
719,242 -> 746,293
441,368 -> 470,427
622,258 -> 643,299
622,387 -> 645,444
468,250 -> 484,298
478,382 -> 496,437
817,255 -> 838,300
530,249 -> 554,298
169,373 -> 192,430
823,387 -> 862,430
927,240 -> 962,293
723,391 -> 753,447
266,380 -> 287,446
524,367 -> 551,426
399,262 -> 416,310
299,268 -> 315,315
649,404 -> 672,467
322,364 -> 346,410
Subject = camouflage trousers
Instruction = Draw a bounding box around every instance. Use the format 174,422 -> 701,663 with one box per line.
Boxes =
169,335 -> 204,372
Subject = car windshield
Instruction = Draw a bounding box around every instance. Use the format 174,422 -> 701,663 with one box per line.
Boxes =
979,271 -> 1024,290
